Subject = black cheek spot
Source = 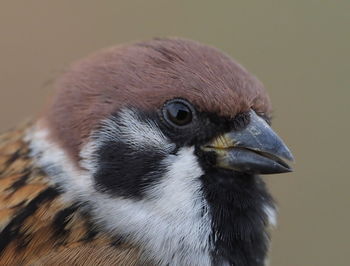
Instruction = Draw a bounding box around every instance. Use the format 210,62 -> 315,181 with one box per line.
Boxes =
94,141 -> 167,199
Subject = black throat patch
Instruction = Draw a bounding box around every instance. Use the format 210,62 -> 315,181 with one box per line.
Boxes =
201,169 -> 274,266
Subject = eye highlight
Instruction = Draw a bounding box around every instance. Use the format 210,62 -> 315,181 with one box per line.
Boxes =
163,99 -> 193,126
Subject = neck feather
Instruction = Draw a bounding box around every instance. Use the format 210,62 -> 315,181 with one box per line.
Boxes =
201,169 -> 275,266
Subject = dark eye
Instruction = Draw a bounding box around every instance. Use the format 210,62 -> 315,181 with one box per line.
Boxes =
163,100 -> 193,126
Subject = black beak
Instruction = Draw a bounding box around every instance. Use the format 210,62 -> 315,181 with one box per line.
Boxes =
202,110 -> 294,174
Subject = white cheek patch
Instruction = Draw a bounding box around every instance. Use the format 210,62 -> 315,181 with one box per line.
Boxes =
80,108 -> 176,174
80,108 -> 176,177
97,108 -> 175,152
88,147 -> 213,266
25,126 -> 94,200
27,122 -> 213,266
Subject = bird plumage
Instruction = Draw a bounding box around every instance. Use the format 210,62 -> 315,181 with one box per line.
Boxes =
0,124 -> 143,265
0,38 -> 293,265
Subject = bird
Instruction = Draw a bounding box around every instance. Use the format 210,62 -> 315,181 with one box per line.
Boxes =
0,38 -> 293,266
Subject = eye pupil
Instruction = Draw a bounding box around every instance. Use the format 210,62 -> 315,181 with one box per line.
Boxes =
165,102 -> 192,126
176,109 -> 188,120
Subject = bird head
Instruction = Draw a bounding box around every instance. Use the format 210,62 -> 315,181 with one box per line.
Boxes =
35,38 -> 293,265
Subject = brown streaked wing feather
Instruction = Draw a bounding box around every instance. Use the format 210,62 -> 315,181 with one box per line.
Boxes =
31,245 -> 142,266
0,125 -> 143,265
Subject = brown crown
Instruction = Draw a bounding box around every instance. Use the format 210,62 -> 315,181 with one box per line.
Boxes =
44,38 -> 271,162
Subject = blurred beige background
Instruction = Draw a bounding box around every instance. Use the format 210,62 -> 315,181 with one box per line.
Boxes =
0,1 -> 349,265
